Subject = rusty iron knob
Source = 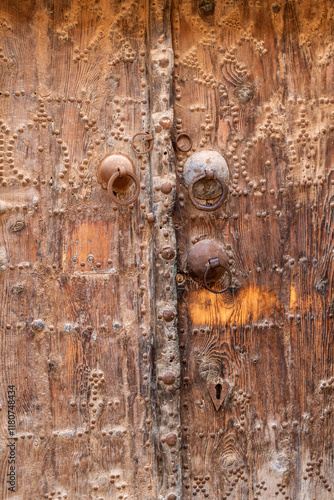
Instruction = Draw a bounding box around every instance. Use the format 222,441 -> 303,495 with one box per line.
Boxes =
97,154 -> 140,205
203,258 -> 232,294
188,170 -> 228,211
187,239 -> 231,294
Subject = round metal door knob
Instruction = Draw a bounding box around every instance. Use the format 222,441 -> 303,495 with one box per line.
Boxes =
97,154 -> 140,205
187,239 -> 231,294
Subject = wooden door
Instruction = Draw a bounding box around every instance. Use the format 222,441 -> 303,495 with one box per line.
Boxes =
0,1 -> 178,498
172,0 -> 334,499
0,1 -> 333,499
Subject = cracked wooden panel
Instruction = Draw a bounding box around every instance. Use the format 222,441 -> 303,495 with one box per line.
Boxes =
172,0 -> 334,498
0,0 -> 156,498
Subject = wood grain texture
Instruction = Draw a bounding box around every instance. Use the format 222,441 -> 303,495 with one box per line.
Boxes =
0,1 -> 158,498
0,0 -> 333,499
172,0 -> 334,498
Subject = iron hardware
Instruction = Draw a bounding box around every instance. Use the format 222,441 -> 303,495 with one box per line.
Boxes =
187,239 -> 231,294
97,154 -> 140,205
108,169 -> 140,206
188,169 -> 228,211
183,151 -> 229,211
204,258 -> 232,294
208,379 -> 231,411
131,132 -> 154,154
174,132 -> 192,152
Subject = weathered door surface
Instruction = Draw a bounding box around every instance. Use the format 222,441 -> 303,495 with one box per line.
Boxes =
0,1 -> 177,499
0,1 -> 333,499
172,0 -> 334,499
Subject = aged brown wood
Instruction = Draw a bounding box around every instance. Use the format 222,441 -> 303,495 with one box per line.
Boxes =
149,0 -> 182,498
1,0 -> 333,499
172,0 -> 334,498
0,0 -> 169,498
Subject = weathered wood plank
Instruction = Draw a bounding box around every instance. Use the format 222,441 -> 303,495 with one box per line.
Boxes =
172,0 -> 334,498
0,1 -> 157,498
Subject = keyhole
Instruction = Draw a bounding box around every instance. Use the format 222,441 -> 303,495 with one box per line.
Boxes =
215,383 -> 222,400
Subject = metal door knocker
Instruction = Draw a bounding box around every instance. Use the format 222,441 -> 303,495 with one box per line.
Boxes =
97,154 -> 140,206
203,257 -> 232,294
187,239 -> 232,294
188,170 -> 228,211
183,150 -> 229,211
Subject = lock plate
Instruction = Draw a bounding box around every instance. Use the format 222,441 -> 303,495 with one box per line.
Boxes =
208,378 -> 231,411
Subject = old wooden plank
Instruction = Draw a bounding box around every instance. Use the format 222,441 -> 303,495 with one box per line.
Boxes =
0,0 -> 157,498
172,0 -> 334,498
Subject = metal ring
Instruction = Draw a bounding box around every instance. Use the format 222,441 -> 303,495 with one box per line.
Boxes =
131,133 -> 153,154
203,261 -> 232,294
107,170 -> 140,206
188,170 -> 228,211
174,133 -> 192,152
